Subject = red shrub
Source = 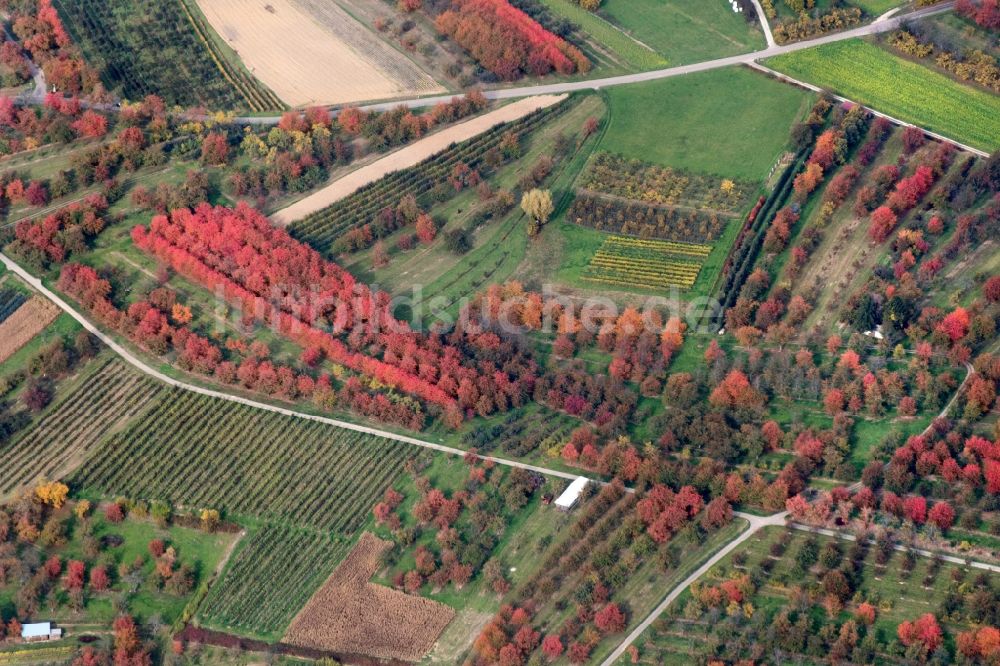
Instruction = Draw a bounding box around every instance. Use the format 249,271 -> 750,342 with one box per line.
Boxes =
868,206 -> 898,243
594,603 -> 626,634
903,495 -> 927,524
130,203 -> 537,421
927,501 -> 954,530
897,613 -> 943,653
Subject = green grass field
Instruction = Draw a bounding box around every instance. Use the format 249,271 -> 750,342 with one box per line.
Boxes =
599,0 -> 766,65
539,0 -> 667,71
850,0 -> 905,15
543,68 -> 810,300
598,67 -> 814,180
766,39 -> 1000,152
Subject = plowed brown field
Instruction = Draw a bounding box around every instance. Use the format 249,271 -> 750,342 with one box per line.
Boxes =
195,0 -> 444,106
0,296 -> 59,363
283,532 -> 455,661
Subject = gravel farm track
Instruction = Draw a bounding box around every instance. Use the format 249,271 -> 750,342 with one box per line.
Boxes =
243,3 -> 982,156
3,242 -> 992,666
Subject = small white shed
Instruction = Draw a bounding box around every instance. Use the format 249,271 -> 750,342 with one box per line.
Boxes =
22,622 -> 60,642
554,477 -> 588,511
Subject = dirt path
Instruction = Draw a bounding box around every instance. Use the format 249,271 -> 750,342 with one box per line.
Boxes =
112,251 -> 157,280
923,362 -> 975,436
604,503 -> 1000,664
270,95 -> 567,225
749,0 -> 776,48
228,3 -> 956,120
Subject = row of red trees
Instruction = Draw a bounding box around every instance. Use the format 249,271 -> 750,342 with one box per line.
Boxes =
435,0 -> 589,80
471,281 -> 687,394
869,143 -> 954,242
130,203 -> 538,423
786,484 -> 957,531
58,263 -> 427,429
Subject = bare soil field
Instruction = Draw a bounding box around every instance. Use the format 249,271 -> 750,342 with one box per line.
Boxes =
194,0 -> 444,107
271,94 -> 567,225
0,296 -> 59,363
283,532 -> 455,661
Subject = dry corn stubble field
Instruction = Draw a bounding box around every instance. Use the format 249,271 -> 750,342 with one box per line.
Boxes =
195,0 -> 444,107
0,297 -> 59,363
283,532 -> 455,661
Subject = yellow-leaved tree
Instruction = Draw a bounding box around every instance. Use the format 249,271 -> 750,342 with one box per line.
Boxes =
521,188 -> 554,237
35,480 -> 69,508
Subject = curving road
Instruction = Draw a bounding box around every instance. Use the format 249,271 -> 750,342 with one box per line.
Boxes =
12,229 -> 983,662
0,251 -> 590,485
0,16 -> 46,105
845,360 -> 976,493
602,504 -> 1000,665
5,3 -> 970,158
600,510 -> 790,666
923,361 -> 976,436
601,357 -> 980,663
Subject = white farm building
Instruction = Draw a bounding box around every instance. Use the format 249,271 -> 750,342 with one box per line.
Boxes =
554,477 -> 589,511
21,622 -> 62,642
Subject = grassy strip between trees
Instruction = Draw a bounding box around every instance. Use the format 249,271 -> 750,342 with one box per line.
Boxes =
765,39 -> 1000,152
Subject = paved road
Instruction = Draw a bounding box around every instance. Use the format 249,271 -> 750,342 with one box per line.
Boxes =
749,0 -> 777,48
4,3 -> 972,158
602,503 -> 1000,665
0,251 -> 593,485
600,510 -> 790,665
233,1 -> 955,122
